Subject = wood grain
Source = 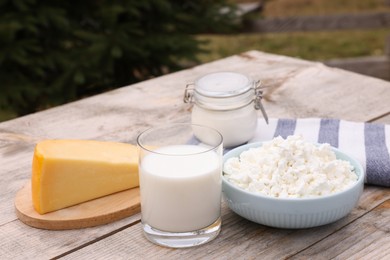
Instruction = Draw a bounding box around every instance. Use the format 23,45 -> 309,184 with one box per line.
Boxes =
371,112 -> 390,124
0,212 -> 142,259
1,50 -> 390,259
14,183 -> 140,230
55,187 -> 390,259
290,200 -> 390,259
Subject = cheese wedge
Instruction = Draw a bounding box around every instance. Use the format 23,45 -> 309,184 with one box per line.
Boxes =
32,139 -> 139,214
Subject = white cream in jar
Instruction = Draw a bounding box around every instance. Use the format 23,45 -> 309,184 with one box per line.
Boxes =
184,72 -> 268,148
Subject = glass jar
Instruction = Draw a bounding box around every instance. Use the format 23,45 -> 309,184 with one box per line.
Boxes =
184,72 -> 268,148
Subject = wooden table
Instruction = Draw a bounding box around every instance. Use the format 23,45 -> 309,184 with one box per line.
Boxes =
1,51 -> 389,259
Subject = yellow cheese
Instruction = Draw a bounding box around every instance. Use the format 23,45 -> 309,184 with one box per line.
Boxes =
32,139 -> 139,214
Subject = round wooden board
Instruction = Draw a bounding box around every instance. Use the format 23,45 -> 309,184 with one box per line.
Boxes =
14,183 -> 141,230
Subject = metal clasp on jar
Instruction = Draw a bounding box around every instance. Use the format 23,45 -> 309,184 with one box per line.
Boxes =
254,80 -> 269,124
183,83 -> 195,103
183,78 -> 268,124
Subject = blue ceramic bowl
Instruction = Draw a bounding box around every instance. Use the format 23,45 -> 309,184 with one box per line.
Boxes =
222,142 -> 365,229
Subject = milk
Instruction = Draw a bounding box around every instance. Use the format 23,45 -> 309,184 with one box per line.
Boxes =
139,145 -> 221,233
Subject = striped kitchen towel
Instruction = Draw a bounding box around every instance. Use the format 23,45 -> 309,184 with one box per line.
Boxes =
247,118 -> 390,187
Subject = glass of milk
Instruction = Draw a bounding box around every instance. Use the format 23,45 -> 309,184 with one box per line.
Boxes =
137,123 -> 223,248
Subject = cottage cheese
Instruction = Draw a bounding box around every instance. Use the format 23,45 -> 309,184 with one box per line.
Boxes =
223,135 -> 357,198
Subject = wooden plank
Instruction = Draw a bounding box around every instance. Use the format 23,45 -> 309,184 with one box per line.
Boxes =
371,112 -> 390,124
261,63 -> 390,121
0,51 -> 339,225
52,187 -> 390,259
0,150 -> 32,225
324,56 -> 390,81
1,50 -> 390,258
0,184 -> 387,259
0,212 -> 141,259
290,200 -> 390,259
0,51 -> 311,140
0,51 -> 389,143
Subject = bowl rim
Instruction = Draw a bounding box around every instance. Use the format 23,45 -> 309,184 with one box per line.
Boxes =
222,141 -> 365,202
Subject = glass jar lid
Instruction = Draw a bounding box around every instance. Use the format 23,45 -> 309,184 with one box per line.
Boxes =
184,72 -> 255,110
194,72 -> 252,98
183,71 -> 269,123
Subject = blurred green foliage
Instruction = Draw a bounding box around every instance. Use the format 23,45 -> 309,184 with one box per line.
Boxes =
0,0 -> 237,117
197,28 -> 390,63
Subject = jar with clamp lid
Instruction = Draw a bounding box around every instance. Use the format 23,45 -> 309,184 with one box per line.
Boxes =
183,72 -> 268,148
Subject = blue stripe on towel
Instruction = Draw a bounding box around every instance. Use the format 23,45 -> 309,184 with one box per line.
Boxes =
318,119 -> 340,147
364,123 -> 390,186
274,119 -> 297,138
187,135 -> 201,145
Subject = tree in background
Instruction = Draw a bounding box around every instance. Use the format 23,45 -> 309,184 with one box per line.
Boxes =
0,0 -> 237,117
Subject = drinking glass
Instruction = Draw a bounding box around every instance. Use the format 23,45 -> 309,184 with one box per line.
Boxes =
137,123 -> 223,248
